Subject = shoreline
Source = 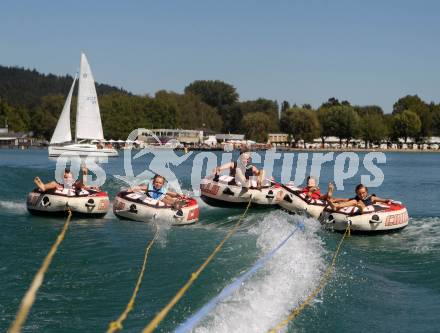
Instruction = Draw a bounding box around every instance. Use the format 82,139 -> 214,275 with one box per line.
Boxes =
1,146 -> 440,154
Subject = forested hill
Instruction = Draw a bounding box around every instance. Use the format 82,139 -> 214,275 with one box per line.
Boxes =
0,65 -> 129,108
1,65 -> 439,143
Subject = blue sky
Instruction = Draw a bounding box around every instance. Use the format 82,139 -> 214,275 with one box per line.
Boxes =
1,0 -> 439,112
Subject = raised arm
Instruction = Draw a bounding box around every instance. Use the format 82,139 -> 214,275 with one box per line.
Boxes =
81,165 -> 88,185
212,162 -> 234,174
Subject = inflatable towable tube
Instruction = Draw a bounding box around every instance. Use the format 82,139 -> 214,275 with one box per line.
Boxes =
277,183 -> 328,219
200,175 -> 282,207
27,188 -> 110,217
319,202 -> 409,234
113,191 -> 199,225
278,183 -> 409,233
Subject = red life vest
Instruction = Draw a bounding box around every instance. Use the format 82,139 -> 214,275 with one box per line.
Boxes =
302,187 -> 321,199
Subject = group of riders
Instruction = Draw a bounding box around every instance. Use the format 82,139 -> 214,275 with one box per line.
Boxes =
34,166 -> 185,209
34,148 -> 392,212
294,176 -> 392,213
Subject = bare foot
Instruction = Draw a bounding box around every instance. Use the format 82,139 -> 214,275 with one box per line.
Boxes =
34,177 -> 45,191
327,182 -> 334,199
356,203 -> 365,213
327,200 -> 336,211
276,191 -> 284,202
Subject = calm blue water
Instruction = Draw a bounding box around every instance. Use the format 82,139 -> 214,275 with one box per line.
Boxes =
0,149 -> 439,333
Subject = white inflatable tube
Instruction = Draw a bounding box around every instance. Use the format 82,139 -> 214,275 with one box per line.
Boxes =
27,188 -> 110,217
319,202 -> 409,233
113,191 -> 199,226
200,175 -> 282,207
278,184 -> 408,234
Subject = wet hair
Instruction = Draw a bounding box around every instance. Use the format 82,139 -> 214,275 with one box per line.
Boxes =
153,174 -> 166,183
307,176 -> 317,187
240,145 -> 249,154
64,167 -> 71,173
355,184 -> 367,193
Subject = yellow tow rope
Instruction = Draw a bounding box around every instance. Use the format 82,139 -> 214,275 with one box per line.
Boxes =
268,224 -> 351,333
106,223 -> 160,333
8,209 -> 73,333
141,196 -> 253,333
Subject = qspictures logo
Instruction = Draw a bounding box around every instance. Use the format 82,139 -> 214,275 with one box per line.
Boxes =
54,128 -> 386,194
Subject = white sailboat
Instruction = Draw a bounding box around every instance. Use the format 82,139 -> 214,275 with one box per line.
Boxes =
48,53 -> 118,157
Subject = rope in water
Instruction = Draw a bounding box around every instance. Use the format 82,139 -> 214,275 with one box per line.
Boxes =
268,224 -> 351,333
106,223 -> 160,333
174,222 -> 305,333
141,196 -> 253,333
8,209 -> 73,333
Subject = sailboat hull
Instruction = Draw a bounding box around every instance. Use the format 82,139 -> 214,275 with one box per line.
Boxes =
48,144 -> 118,157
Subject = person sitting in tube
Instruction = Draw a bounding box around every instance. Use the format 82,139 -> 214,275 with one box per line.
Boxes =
128,174 -> 184,209
34,166 -> 92,193
302,176 -> 334,201
329,183 -> 392,213
212,152 -> 266,189
276,176 -> 334,202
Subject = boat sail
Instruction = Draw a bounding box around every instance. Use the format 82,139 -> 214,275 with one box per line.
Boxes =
76,53 -> 104,141
50,75 -> 76,145
48,53 -> 118,157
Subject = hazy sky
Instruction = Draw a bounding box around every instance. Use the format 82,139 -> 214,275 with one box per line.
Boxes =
1,0 -> 439,112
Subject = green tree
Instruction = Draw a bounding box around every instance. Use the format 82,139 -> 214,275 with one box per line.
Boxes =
239,98 -> 279,132
30,95 -> 64,138
241,112 -> 271,142
393,95 -> 431,139
184,80 -> 238,108
383,113 -> 396,142
328,105 -> 361,144
280,107 -> 320,147
0,98 -> 29,132
185,80 -> 239,133
281,101 -> 290,115
99,93 -> 178,139
155,90 -> 222,131
431,104 -> 440,136
354,105 -> 384,117
392,110 -> 421,143
360,113 -> 388,147
320,97 -> 340,108
317,107 -> 339,144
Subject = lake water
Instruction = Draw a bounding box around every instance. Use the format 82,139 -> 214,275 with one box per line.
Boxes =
0,149 -> 439,333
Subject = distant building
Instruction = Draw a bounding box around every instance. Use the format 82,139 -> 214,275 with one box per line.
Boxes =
204,135 -> 217,146
215,134 -> 245,142
0,124 -> 34,147
140,129 -> 203,144
268,133 -> 289,144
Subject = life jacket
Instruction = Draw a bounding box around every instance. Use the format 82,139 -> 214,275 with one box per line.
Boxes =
351,194 -> 374,206
229,161 -> 254,179
302,186 -> 321,199
146,181 -> 167,200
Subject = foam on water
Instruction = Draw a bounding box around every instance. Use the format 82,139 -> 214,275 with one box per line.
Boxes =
193,211 -> 326,333
404,217 -> 440,254
0,200 -> 27,213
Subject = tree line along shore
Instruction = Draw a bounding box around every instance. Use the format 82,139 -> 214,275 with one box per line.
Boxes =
1,65 -> 440,149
